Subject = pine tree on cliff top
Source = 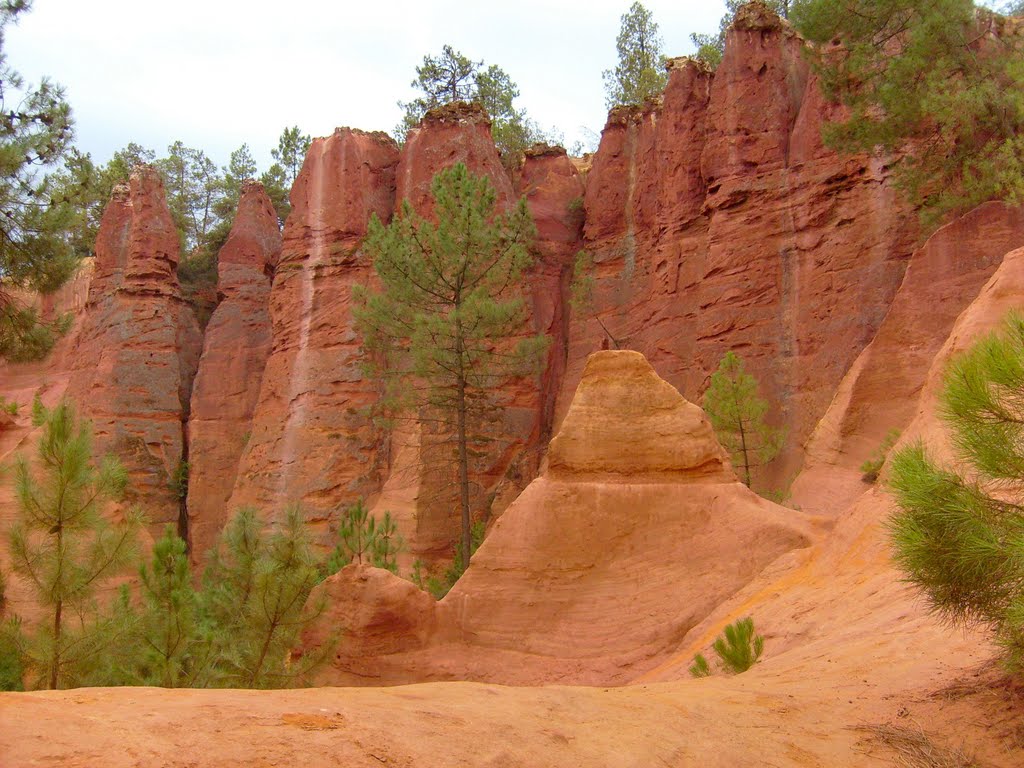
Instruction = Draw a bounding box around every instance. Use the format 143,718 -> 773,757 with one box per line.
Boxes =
691,1 -> 794,69
394,45 -> 546,162
792,0 -> 1024,228
7,399 -> 143,689
702,351 -> 785,488
603,2 -> 669,108
354,164 -> 549,569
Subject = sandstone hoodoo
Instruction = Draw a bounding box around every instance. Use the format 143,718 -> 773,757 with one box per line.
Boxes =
186,180 -> 282,561
305,350 -> 814,687
65,166 -> 202,533
225,129 -> 400,545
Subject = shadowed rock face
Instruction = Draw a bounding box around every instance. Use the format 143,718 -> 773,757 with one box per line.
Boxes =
303,350 -> 811,687
66,165 -> 202,534
186,181 -> 281,562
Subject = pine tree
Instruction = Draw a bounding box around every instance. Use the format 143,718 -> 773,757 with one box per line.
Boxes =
713,617 -> 765,673
603,2 -> 669,108
324,499 -> 405,575
394,46 -> 545,162
198,506 -> 327,688
131,526 -> 201,687
355,164 -> 548,568
0,0 -> 78,362
260,127 -> 310,226
691,1 -> 794,69
889,312 -> 1024,671
702,351 -> 785,488
792,0 -> 1024,227
0,568 -> 23,690
7,399 -> 143,689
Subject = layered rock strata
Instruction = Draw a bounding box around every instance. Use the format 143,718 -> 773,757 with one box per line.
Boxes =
790,201 -> 1024,513
186,181 -> 281,560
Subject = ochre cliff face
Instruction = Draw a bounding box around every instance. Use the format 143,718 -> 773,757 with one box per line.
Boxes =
66,166 -> 202,533
566,13 -> 918,489
225,129 -> 399,543
186,181 -> 281,561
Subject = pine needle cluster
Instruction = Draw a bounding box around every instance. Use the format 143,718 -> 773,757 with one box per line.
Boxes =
689,617 -> 765,677
324,499 -> 405,576
889,313 -> 1024,671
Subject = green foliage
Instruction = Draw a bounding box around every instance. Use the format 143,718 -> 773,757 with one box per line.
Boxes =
0,303 -> 71,362
261,126 -> 310,225
0,568 -> 22,689
0,616 -> 24,691
325,499 -> 406,575
604,2 -> 669,108
714,617 -> 765,673
793,0 -> 1024,228
861,429 -> 902,483
120,526 -> 203,687
395,45 -> 547,162
426,520 -> 486,600
7,399 -> 143,689
355,164 -> 548,568
688,652 -> 712,678
702,351 -> 786,487
197,506 -> 327,688
690,1 -> 794,69
169,459 -> 189,501
0,0 -> 79,360
0,397 -> 21,421
690,617 -> 765,676
888,313 -> 1024,671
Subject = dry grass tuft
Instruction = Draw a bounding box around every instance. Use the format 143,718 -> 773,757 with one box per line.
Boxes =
852,723 -> 981,768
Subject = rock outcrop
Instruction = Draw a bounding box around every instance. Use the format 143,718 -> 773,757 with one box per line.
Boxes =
186,181 -> 281,560
226,129 -> 399,544
791,201 -> 1024,513
305,350 -> 813,686
563,12 -> 918,490
66,166 -> 202,532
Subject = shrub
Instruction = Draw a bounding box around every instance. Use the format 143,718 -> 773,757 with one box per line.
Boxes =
689,617 -> 765,677
861,429 -> 901,483
324,499 -> 405,576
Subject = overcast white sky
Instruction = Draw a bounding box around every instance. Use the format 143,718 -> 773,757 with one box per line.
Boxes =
7,0 -> 729,171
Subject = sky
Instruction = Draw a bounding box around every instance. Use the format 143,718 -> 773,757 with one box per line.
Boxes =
6,0 -> 730,172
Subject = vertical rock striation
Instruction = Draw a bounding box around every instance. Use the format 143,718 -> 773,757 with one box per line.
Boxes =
562,7 -> 919,488
226,129 -> 399,544
186,181 -> 281,560
67,166 -> 202,533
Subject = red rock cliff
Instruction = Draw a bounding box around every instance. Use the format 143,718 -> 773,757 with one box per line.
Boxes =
564,9 -> 918,490
186,180 -> 281,561
66,166 -> 202,533
226,129 -> 399,544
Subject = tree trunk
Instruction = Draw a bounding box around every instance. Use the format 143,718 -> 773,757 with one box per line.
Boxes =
50,525 -> 63,690
454,318 -> 472,570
